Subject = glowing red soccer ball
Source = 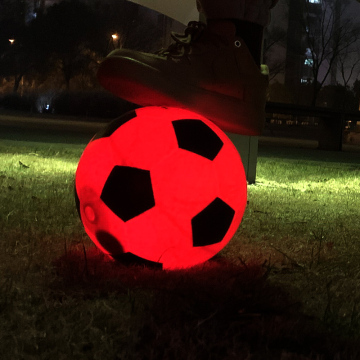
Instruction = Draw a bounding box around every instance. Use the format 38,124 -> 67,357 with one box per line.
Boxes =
75,106 -> 247,269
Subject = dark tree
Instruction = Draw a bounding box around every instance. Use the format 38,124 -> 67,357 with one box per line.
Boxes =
264,24 -> 287,82
353,79 -> 360,111
28,0 -> 98,90
285,0 -> 360,107
1,0 -> 165,92
0,0 -> 28,92
92,0 -> 163,55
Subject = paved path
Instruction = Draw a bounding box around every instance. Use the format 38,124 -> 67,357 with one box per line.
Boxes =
0,113 -> 106,144
1,112 -> 359,153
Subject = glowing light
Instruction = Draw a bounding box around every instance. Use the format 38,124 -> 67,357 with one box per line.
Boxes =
111,34 -> 118,40
9,39 -> 15,44
304,58 -> 314,66
75,107 -> 247,269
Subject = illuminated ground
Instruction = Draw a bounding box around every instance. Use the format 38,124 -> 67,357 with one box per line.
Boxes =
1,136 -> 360,359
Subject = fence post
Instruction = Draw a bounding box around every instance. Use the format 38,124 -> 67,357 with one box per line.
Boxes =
318,113 -> 344,151
226,134 -> 258,184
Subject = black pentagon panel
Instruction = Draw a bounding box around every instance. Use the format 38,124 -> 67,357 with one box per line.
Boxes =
101,166 -> 155,222
92,110 -> 137,141
172,119 -> 223,160
191,198 -> 235,247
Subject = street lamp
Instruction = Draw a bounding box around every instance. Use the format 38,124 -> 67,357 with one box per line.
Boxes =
111,33 -> 122,49
107,33 -> 122,51
9,39 -> 15,45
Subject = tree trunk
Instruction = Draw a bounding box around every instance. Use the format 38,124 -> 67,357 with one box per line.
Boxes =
13,74 -> 23,93
65,77 -> 71,91
62,62 -> 72,91
311,82 -> 321,107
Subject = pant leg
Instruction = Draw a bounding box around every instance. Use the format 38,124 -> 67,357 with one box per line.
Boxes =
196,0 -> 278,27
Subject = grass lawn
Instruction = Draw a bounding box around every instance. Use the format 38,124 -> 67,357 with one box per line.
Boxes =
1,138 -> 360,359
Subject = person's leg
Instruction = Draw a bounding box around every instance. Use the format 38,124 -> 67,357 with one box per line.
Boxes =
97,0 -> 278,136
197,0 -> 278,66
196,0 -> 277,27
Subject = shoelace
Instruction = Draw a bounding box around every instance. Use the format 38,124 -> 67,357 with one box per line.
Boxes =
156,21 -> 206,59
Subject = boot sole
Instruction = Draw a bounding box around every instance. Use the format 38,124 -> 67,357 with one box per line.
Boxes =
98,57 -> 265,135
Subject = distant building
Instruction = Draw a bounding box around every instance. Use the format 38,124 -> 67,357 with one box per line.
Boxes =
284,0 -> 322,91
25,0 -> 62,22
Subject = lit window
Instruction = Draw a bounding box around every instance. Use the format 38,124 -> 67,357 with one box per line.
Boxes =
308,0 -> 321,3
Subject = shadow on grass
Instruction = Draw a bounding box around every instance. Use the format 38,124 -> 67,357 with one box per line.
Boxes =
50,246 -> 360,359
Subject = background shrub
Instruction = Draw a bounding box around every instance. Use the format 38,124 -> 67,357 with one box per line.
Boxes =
0,92 -> 36,112
51,91 -> 138,119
